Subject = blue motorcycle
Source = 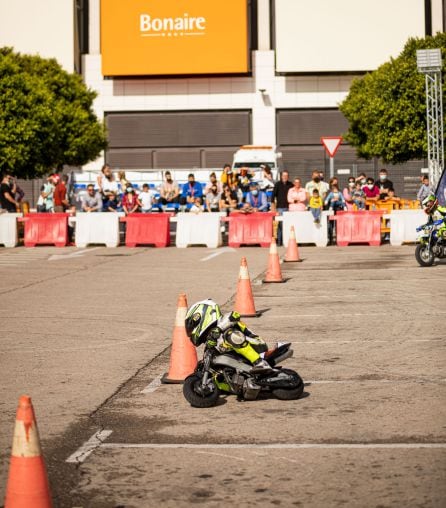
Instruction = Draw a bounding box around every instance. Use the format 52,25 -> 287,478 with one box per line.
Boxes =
415,219 -> 446,266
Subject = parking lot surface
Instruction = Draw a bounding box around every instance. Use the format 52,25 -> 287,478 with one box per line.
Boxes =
0,245 -> 445,507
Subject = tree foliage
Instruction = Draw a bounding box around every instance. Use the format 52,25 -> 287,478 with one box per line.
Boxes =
0,47 -> 107,179
339,33 -> 446,164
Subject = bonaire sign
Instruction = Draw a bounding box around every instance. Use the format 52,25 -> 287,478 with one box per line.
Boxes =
101,0 -> 249,76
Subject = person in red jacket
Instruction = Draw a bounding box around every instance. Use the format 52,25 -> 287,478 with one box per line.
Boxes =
52,174 -> 69,212
363,177 -> 380,201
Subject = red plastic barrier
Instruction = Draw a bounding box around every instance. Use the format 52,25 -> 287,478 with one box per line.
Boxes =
227,212 -> 276,248
122,213 -> 171,247
22,213 -> 68,247
331,211 -> 384,246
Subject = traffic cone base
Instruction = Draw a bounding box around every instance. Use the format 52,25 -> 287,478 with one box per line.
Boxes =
284,225 -> 302,262
263,239 -> 285,283
162,293 -> 198,384
5,395 -> 52,508
234,257 -> 259,317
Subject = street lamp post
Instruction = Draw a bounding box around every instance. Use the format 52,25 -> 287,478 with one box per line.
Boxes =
416,48 -> 444,189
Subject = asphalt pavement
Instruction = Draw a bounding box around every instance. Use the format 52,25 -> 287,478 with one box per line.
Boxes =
0,244 -> 445,507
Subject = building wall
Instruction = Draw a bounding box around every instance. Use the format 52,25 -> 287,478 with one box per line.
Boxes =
0,0 -> 75,72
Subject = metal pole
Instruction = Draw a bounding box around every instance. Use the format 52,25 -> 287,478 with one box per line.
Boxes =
329,157 -> 334,179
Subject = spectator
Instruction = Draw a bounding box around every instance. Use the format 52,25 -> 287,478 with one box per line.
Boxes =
355,172 -> 367,186
53,174 -> 69,212
190,197 -> 205,213
118,171 -> 131,193
272,170 -> 294,245
377,169 -> 393,199
417,175 -> 431,203
82,184 -> 103,212
219,184 -> 238,214
308,188 -> 323,223
343,177 -> 356,211
139,183 -> 157,213
363,177 -> 380,200
385,188 -> 401,206
180,173 -> 203,208
204,172 -> 222,195
287,178 -> 307,211
0,173 -> 19,212
259,164 -> 275,192
328,177 -> 339,191
102,192 -> 121,212
40,176 -> 55,212
318,171 -> 330,196
237,167 -> 254,193
205,185 -> 220,212
36,186 -> 47,212
159,171 -> 180,206
97,164 -> 119,197
351,181 -> 366,210
243,182 -> 268,212
122,186 -> 140,214
325,185 -> 347,212
305,170 -> 329,201
220,164 -> 238,190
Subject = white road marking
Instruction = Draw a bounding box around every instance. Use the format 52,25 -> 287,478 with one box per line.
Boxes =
66,430 -> 113,463
268,312 -> 446,318
101,443 -> 446,450
141,374 -> 163,394
196,451 -> 246,461
48,247 -> 101,261
200,247 -> 236,262
290,339 -> 443,344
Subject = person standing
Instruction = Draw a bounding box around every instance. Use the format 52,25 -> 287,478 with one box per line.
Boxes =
272,170 -> 293,245
53,174 -> 69,212
0,173 -> 19,212
287,178 -> 307,211
220,164 -> 238,191
377,169 -> 394,199
305,170 -> 329,202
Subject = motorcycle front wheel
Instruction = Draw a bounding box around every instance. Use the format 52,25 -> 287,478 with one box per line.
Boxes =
415,244 -> 435,267
271,369 -> 304,400
183,374 -> 220,408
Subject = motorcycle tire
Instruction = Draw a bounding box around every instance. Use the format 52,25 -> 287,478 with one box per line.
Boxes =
183,374 -> 220,408
271,369 -> 304,400
415,244 -> 435,267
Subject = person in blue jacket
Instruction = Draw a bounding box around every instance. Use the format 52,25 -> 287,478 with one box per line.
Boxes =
243,182 -> 268,212
180,173 -> 203,210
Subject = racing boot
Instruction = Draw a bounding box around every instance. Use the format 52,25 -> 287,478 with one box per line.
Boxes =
250,357 -> 273,375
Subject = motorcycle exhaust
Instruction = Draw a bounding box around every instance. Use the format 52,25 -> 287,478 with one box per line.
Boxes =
270,349 -> 293,366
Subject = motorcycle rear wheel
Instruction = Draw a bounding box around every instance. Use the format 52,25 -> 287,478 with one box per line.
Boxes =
183,374 -> 220,408
271,369 -> 304,400
415,244 -> 435,267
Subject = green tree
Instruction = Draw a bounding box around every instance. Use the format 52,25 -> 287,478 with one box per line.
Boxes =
0,47 -> 107,179
339,33 -> 446,164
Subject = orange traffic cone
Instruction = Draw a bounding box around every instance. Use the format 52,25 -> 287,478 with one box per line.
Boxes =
234,257 -> 259,317
4,395 -> 52,508
263,238 -> 285,283
284,226 -> 302,262
162,293 -> 198,384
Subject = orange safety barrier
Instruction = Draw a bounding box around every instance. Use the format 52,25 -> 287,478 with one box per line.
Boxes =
21,213 -> 68,248
330,211 -> 384,247
226,211 -> 276,248
121,213 -> 171,247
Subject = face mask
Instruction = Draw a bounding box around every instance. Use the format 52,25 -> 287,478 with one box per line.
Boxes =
227,170 -> 232,174
126,188 -> 133,193
349,182 -> 355,187
379,175 -> 387,181
367,184 -> 374,189
252,190 -> 258,196
313,177 -> 320,183
361,178 -> 366,184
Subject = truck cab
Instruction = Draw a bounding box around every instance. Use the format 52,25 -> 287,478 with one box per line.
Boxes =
232,145 -> 282,180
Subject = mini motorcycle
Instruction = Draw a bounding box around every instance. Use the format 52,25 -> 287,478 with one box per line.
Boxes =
415,218 -> 446,267
183,341 -> 304,408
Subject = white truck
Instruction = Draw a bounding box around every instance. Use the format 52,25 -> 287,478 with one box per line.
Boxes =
231,145 -> 282,179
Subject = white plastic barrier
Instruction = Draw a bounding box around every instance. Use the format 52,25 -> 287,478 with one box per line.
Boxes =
176,212 -> 226,248
74,212 -> 123,248
389,210 -> 427,246
281,211 -> 329,247
0,213 -> 21,247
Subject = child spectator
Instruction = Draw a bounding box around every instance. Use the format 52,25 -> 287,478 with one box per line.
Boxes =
205,185 -> 220,212
122,186 -> 140,214
324,185 -> 347,212
139,183 -> 157,213
343,177 -> 356,211
385,188 -> 401,206
308,189 -> 323,223
103,192 -> 121,212
351,182 -> 366,210
117,171 -> 131,193
190,197 -> 204,213
237,167 -> 253,193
